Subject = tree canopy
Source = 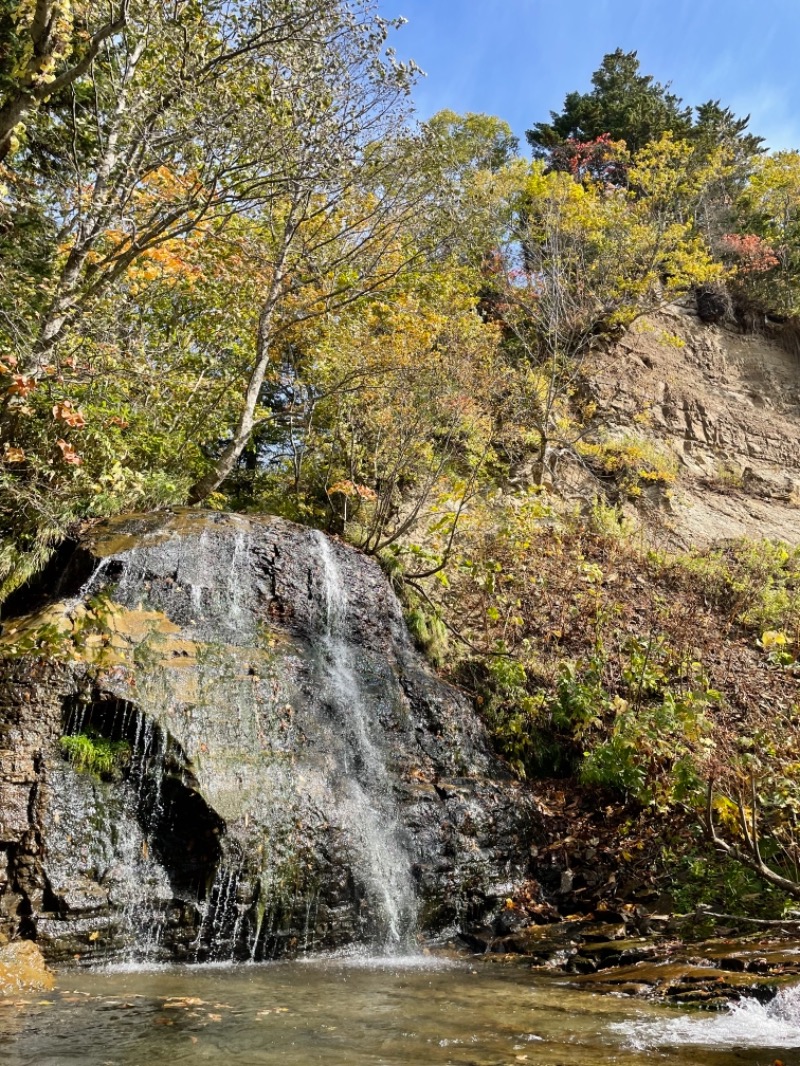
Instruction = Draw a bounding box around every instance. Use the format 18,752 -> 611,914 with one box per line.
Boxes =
526,49 -> 762,162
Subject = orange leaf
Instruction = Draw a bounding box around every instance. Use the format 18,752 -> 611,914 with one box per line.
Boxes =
328,479 -> 377,501
52,401 -> 87,428
3,446 -> 25,463
56,439 -> 83,465
6,375 -> 35,397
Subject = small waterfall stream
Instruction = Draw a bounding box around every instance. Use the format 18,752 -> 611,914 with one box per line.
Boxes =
312,531 -> 418,951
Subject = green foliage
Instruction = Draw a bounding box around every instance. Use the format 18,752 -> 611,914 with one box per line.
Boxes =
586,497 -> 636,539
672,539 -> 800,649
730,151 -> 800,316
527,49 -> 693,157
580,676 -> 715,804
581,435 -> 679,499
425,110 -> 519,175
540,633 -> 715,803
404,605 -> 449,667
59,730 -> 130,778
479,656 -> 548,778
668,846 -> 791,919
527,48 -> 761,161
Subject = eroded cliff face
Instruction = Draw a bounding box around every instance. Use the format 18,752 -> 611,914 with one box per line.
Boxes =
0,511 -> 540,963
597,299 -> 800,545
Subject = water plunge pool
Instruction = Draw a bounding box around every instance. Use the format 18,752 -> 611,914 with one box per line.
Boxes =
2,952 -> 800,1065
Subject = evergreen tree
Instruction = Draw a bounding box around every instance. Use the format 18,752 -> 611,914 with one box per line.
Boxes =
527,50 -> 693,157
526,49 -> 762,163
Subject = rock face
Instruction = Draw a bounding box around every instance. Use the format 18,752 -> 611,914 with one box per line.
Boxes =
0,511 -> 540,963
595,299 -> 800,546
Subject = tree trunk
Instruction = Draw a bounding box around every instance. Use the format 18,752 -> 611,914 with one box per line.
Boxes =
187,271 -> 284,504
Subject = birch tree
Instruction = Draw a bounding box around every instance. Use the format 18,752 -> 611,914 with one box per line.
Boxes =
5,0 -> 390,376
0,0 -> 128,163
185,7 -> 428,502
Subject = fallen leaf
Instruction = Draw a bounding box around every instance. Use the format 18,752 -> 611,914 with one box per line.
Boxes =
163,997 -> 204,1009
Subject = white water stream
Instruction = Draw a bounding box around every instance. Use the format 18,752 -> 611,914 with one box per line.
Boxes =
312,531 -> 418,950
613,982 -> 800,1050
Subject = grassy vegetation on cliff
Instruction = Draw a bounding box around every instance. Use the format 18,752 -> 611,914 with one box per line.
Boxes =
414,500 -> 800,913
59,731 -> 131,778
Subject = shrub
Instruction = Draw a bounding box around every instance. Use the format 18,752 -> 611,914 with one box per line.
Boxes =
580,434 -> 679,498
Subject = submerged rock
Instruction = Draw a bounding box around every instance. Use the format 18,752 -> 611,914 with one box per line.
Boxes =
0,510 -> 542,964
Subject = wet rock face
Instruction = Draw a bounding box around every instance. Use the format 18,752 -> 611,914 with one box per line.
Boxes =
0,511 -> 541,963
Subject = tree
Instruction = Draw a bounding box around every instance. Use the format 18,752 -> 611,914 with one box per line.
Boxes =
5,1 -> 410,381
730,151 -> 800,316
0,0 -> 128,163
424,110 -> 518,176
693,100 -> 764,164
257,260 -> 501,553
705,775 -> 800,901
184,15 -> 428,503
0,0 -> 422,593
527,50 -> 693,158
494,136 -> 722,484
527,50 -> 761,165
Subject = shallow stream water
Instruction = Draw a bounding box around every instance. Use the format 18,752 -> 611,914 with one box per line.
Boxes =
2,952 -> 800,1066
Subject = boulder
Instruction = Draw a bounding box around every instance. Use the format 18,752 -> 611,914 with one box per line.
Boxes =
0,942 -> 53,994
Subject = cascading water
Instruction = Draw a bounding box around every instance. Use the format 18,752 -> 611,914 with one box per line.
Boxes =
612,983 -> 800,1050
52,702 -> 175,962
56,524 -> 420,962
312,531 -> 419,951
56,691 -> 228,965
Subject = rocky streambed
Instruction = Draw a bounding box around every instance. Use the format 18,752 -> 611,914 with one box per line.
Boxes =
5,953 -> 800,1066
468,912 -> 800,1008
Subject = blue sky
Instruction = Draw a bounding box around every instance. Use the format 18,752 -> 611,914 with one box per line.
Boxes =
378,1 -> 800,152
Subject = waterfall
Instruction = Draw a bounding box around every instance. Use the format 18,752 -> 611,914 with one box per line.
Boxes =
612,983 -> 800,1050
20,513 -> 537,968
312,531 -> 418,951
52,702 -> 175,964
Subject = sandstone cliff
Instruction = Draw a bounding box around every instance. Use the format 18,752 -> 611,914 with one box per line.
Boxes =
596,299 -> 800,545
